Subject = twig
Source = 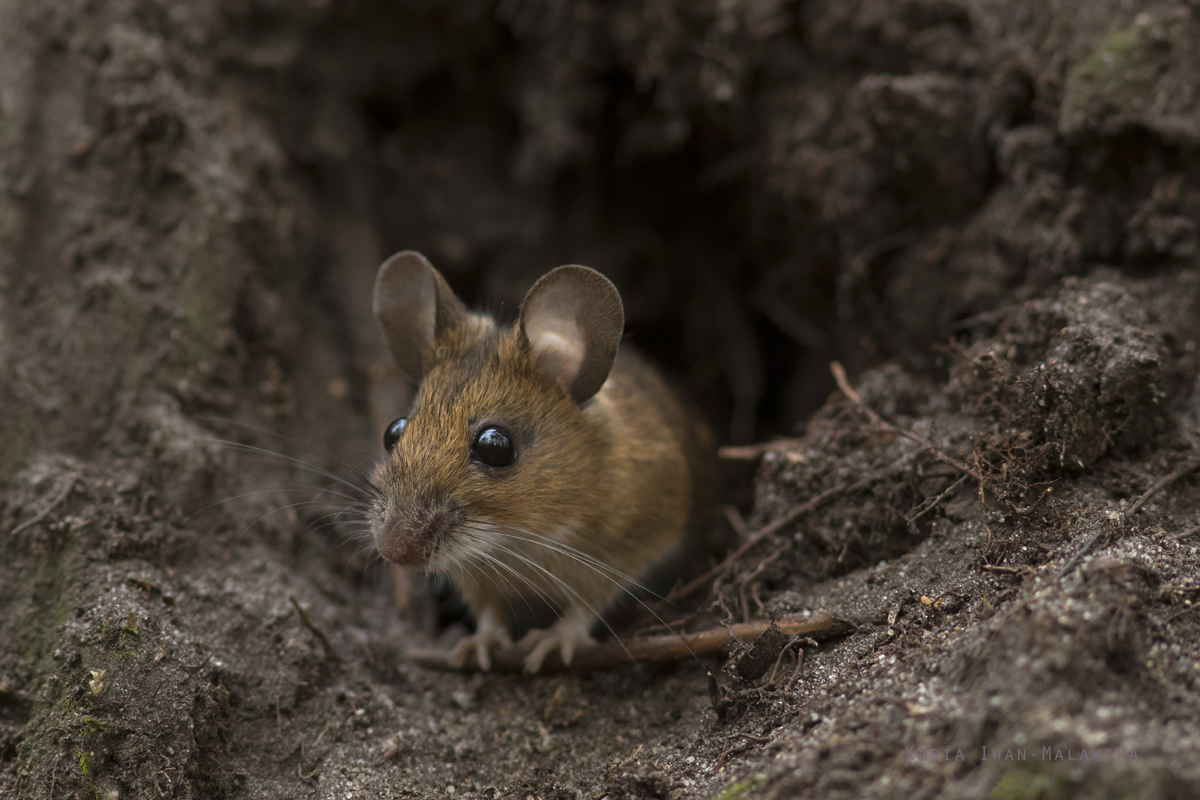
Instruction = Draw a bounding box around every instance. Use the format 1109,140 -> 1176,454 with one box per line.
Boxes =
669,479 -> 867,602
975,449 -> 995,552
1061,460 -> 1200,577
906,474 -> 969,527
1167,605 -> 1200,623
751,583 -> 766,616
1126,460 -> 1200,516
784,640 -> 814,693
733,732 -> 772,743
738,547 -> 784,589
1011,484 -> 1055,516
1173,524 -> 1200,540
719,440 -> 803,460
11,475 -> 77,535
830,362 -> 981,481
767,637 -> 802,685
723,505 -> 749,539
1056,529 -> 1107,579
289,596 -> 342,663
981,564 -> 1026,575
408,614 -> 856,674
716,739 -> 732,771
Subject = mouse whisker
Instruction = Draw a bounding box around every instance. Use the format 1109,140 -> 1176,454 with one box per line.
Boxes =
205,438 -> 381,500
467,522 -> 702,666
473,536 -> 631,657
455,510 -> 649,590
477,537 -> 624,638
452,539 -> 550,623
186,484 -> 361,522
470,522 -> 658,597
471,555 -> 550,613
194,416 -> 384,498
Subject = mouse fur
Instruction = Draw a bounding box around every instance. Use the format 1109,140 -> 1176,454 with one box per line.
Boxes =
369,251 -> 714,672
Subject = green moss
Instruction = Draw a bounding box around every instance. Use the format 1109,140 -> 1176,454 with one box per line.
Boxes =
714,773 -> 769,800
77,748 -> 93,776
989,767 -> 1066,800
11,528 -> 93,785
1060,20 -> 1166,136
0,423 -> 33,487
1074,29 -> 1140,83
989,764 -> 1142,800
79,716 -> 108,737
177,270 -> 223,366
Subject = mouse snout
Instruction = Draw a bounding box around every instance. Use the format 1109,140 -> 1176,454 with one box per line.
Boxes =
374,507 -> 454,567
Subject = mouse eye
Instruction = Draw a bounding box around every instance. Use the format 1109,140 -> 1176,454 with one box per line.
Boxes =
472,426 -> 515,467
383,418 -> 408,451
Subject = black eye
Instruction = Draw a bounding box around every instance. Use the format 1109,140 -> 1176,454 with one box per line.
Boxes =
383,418 -> 407,451
472,426 -> 515,467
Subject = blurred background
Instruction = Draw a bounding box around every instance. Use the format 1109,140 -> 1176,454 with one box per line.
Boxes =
228,0 -> 1014,456
5,0 -> 1177,493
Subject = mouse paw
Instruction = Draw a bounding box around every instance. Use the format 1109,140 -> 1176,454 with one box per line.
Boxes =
448,607 -> 512,671
517,607 -> 597,673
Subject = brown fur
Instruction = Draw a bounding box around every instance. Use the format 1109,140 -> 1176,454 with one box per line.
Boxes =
369,251 -> 714,668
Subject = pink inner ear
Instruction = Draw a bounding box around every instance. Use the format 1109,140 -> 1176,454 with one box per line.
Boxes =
528,324 -> 584,395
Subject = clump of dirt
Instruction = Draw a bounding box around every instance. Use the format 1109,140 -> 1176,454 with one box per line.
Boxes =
704,269 -> 1200,797
6,0 -> 1200,798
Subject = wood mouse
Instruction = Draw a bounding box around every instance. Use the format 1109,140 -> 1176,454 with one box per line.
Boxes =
369,251 -> 714,673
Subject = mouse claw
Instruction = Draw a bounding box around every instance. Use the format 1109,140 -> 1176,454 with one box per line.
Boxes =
448,608 -> 512,671
517,608 -> 597,673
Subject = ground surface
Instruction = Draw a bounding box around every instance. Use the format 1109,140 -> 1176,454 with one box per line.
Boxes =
4,0 -> 1200,798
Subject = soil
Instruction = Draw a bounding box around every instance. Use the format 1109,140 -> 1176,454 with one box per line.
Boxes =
4,1 -> 1200,798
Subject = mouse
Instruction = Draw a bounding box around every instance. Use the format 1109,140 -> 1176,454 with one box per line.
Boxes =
368,250 -> 714,673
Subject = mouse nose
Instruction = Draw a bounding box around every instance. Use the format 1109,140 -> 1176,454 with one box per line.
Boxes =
374,508 -> 449,567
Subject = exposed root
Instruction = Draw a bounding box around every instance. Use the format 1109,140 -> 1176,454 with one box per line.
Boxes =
408,614 -> 855,674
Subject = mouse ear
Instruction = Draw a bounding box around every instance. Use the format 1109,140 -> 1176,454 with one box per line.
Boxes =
519,265 -> 624,404
373,251 -> 468,385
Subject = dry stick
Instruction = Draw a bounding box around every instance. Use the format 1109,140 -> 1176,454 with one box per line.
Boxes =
716,739 -> 733,771
11,475 -> 78,535
723,505 -> 749,540
719,440 -> 804,460
408,614 -> 856,674
1126,460 -> 1200,516
739,547 -> 784,589
830,362 -> 982,482
1060,459 -> 1200,578
783,640 -> 813,694
975,449 -> 995,552
1011,484 -> 1055,516
1173,524 -> 1200,540
981,564 -> 1025,576
767,637 -> 802,685
733,732 -> 773,744
1166,606 -> 1195,623
289,596 -> 343,663
669,478 -> 867,604
906,473 -> 969,527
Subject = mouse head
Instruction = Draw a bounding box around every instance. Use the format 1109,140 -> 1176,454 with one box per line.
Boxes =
369,251 -> 624,571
